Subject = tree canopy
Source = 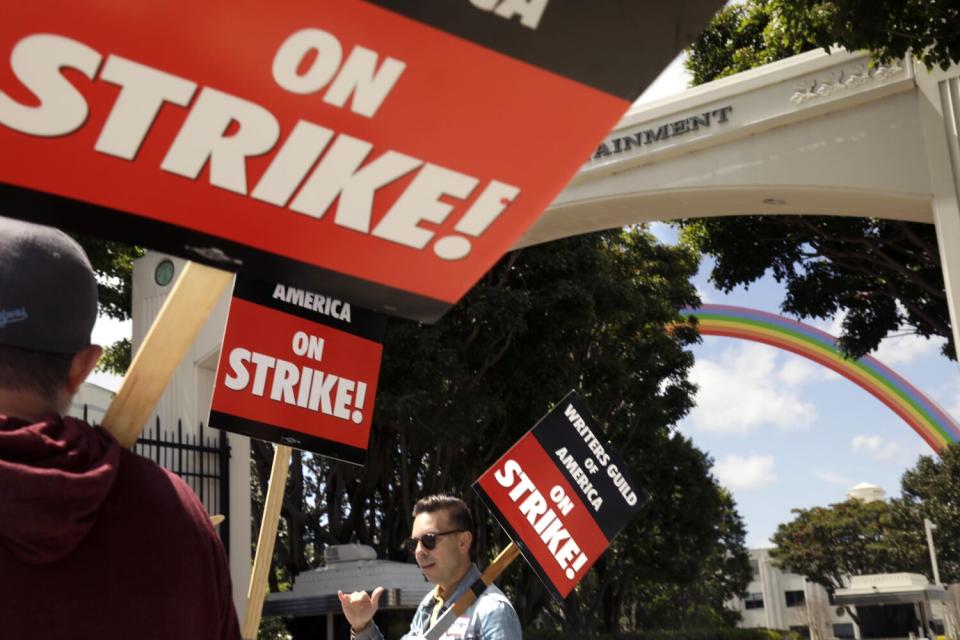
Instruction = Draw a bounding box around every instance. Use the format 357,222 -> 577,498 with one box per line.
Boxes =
686,0 -> 960,84
770,499 -> 912,591
252,228 -> 753,636
769,443 -> 960,622
679,217 -> 952,359
681,0 -> 959,360
893,442 -> 960,584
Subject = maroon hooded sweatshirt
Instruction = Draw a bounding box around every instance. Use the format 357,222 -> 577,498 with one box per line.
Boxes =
0,413 -> 242,640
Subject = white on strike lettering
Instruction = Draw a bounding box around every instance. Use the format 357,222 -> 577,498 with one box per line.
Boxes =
372,163 -> 479,249
272,28 -> 343,95
322,44 -> 406,117
493,459 -> 590,580
224,348 -> 252,391
0,32 -> 521,260
251,121 -> 335,207
223,346 -> 367,424
271,28 -> 405,118
95,55 -> 196,160
291,331 -> 325,361
290,134 -> 423,232
0,34 -> 101,136
161,87 -> 280,195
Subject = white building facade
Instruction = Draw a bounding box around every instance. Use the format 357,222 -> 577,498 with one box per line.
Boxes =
731,548 -> 859,640
730,549 -> 954,640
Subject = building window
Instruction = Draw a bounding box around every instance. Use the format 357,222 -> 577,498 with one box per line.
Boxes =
744,593 -> 764,610
785,590 -> 806,607
833,623 -> 855,639
154,259 -> 175,286
790,626 -> 811,639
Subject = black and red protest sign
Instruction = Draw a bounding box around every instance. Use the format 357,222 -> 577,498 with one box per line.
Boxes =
473,390 -> 647,601
0,1 -> 722,322
208,277 -> 385,465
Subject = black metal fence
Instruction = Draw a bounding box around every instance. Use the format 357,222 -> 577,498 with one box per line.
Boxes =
132,417 -> 232,553
80,404 -> 234,554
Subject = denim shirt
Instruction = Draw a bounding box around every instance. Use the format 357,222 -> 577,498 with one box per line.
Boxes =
354,565 -> 522,639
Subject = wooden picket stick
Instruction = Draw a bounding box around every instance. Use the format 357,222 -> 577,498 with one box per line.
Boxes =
242,444 -> 292,640
101,261 -> 233,447
422,542 -> 521,640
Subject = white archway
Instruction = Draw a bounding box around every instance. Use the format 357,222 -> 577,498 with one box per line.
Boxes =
516,48 -> 960,357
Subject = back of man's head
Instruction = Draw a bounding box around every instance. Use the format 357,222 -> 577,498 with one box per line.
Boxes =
0,216 -> 98,401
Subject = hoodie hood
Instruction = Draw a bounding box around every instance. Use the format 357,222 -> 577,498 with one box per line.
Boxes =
0,413 -> 120,564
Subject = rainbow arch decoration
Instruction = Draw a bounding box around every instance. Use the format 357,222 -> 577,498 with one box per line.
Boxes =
681,305 -> 960,453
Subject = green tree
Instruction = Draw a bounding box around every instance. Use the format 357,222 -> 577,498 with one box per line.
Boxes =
775,0 -> 960,71
71,233 -> 144,374
624,485 -> 752,630
685,0 -> 817,85
890,442 -> 960,584
681,0 -> 959,360
253,228 -> 752,635
770,498 -> 925,621
678,217 -> 952,359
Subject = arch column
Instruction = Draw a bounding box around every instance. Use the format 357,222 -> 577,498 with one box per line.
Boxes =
917,71 -> 960,362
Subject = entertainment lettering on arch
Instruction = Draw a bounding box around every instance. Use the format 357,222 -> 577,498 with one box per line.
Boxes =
0,0 -> 722,323
473,391 -> 648,601
208,277 -> 386,465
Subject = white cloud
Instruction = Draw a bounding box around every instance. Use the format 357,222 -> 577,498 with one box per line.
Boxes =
820,368 -> 843,382
950,388 -> 960,423
851,434 -> 900,462
778,359 -> 819,386
687,343 -> 817,434
789,310 -> 939,372
814,469 -> 851,485
714,454 -> 777,490
808,305 -> 940,367
806,311 -> 845,337
926,377 -> 960,426
695,286 -> 713,304
872,333 -> 942,366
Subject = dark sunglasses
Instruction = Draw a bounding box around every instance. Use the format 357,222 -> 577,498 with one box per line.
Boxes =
405,529 -> 466,552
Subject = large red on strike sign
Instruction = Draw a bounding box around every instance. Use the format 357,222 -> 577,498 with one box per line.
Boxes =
0,1 -> 721,322
474,391 -> 647,601
209,277 -> 385,464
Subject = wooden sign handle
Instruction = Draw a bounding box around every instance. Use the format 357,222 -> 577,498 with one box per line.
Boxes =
101,261 -> 233,447
455,542 -> 520,615
242,444 -> 292,640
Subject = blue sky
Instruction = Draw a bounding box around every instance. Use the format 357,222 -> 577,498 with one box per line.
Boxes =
634,53 -> 960,549
88,229 -> 960,552
650,222 -> 960,549
87,51 -> 960,551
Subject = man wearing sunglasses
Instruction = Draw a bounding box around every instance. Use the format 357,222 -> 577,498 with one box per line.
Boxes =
338,494 -> 522,639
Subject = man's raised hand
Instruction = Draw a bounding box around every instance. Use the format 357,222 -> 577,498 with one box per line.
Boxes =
338,586 -> 385,633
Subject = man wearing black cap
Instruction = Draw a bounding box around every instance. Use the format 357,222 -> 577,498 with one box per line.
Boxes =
0,217 -> 241,640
